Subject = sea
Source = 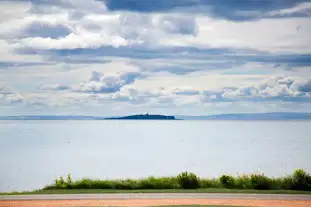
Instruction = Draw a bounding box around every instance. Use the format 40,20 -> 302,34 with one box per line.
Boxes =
0,120 -> 310,192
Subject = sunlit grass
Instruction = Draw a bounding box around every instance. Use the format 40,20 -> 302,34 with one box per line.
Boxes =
43,169 -> 311,191
1,169 -> 310,195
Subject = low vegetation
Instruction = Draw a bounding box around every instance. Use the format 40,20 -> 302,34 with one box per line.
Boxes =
42,169 -> 311,191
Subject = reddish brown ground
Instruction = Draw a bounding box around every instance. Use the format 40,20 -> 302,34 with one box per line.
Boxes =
1,199 -> 311,207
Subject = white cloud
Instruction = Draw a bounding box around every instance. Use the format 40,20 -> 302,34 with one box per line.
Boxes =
19,33 -> 130,49
39,84 -> 71,91
108,75 -> 311,104
159,16 -> 311,54
1,0 -> 309,54
153,15 -> 198,36
0,84 -> 24,105
0,40 -> 44,62
268,2 -> 311,16
76,70 -> 143,93
215,76 -> 311,102
0,1 -> 31,21
15,11 -> 199,49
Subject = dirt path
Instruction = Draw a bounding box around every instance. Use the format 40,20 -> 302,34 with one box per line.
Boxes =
1,199 -> 311,207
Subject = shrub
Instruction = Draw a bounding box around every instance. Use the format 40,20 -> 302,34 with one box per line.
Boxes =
139,176 -> 157,189
199,178 -> 221,188
177,172 -> 200,189
138,176 -> 178,189
250,173 -> 272,190
291,169 -> 311,190
42,170 -> 311,191
220,175 -> 236,188
270,177 -> 286,190
280,175 -> 293,190
66,173 -> 72,188
235,174 -> 252,189
115,179 -> 138,189
54,176 -> 67,189
72,178 -> 93,189
66,173 -> 72,184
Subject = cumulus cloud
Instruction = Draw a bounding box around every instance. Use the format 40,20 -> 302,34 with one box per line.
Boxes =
154,15 -> 198,36
39,84 -> 71,91
296,79 -> 311,93
115,12 -> 199,46
2,0 -> 310,54
159,16 -> 311,54
77,71 -> 143,94
173,87 -> 201,96
0,84 -> 23,105
19,33 -> 131,49
110,87 -> 154,104
112,86 -> 202,107
202,76 -> 311,102
9,6 -> 199,50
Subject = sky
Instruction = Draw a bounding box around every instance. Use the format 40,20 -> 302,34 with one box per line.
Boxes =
0,0 -> 311,116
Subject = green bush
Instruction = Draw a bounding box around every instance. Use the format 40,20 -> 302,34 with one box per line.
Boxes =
115,179 -> 138,189
280,175 -> 295,190
138,176 -> 178,189
199,178 -> 221,188
43,169 -> 311,191
220,175 -> 236,188
250,173 -> 272,190
66,173 -> 72,184
177,172 -> 200,189
269,177 -> 286,190
291,169 -> 311,190
235,174 -> 252,189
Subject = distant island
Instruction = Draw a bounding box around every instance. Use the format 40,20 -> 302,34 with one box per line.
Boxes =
1,112 -> 311,120
105,114 -> 177,120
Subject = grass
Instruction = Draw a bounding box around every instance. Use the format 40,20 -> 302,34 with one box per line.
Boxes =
1,188 -> 311,195
44,169 -> 311,191
1,169 -> 310,195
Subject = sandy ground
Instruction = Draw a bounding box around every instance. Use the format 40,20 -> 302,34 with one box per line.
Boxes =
1,199 -> 311,207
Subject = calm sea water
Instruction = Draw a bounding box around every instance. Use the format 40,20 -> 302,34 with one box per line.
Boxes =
0,120 -> 310,192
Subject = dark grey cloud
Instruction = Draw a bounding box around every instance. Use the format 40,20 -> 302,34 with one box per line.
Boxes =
22,21 -> 71,38
157,15 -> 198,36
18,45 -> 311,67
104,0 -> 311,21
297,80 -> 311,92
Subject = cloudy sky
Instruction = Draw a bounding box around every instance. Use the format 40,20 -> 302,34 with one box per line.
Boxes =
1,0 -> 311,116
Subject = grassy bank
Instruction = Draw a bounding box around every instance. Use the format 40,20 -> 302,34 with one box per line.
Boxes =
44,169 -> 311,191
2,169 -> 310,195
